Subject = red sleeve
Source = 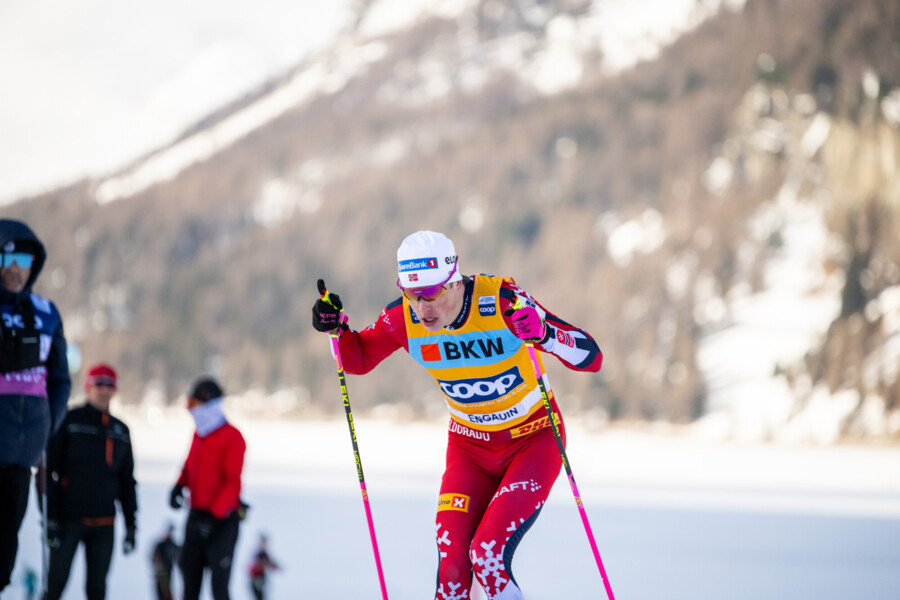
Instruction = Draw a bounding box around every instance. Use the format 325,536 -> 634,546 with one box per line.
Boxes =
336,298 -> 409,374
499,278 -> 603,373
210,426 -> 245,519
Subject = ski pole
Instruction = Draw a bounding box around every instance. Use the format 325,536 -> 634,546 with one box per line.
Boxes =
39,451 -> 49,596
317,279 -> 389,600
513,298 -> 616,599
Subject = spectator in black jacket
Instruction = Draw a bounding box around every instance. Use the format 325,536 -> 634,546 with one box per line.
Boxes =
0,219 -> 70,593
44,363 -> 138,600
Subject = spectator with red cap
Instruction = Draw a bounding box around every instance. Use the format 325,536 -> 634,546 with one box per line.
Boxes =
169,376 -> 246,600
44,363 -> 138,600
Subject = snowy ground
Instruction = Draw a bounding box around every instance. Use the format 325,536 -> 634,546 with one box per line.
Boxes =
8,412 -> 900,599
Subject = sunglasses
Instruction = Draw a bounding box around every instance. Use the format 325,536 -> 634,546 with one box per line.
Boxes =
398,262 -> 458,303
88,377 -> 117,388
1,253 -> 34,269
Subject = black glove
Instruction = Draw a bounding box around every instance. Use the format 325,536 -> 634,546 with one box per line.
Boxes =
312,293 -> 344,332
189,511 -> 219,541
169,484 -> 185,510
46,519 -> 61,549
123,528 -> 136,555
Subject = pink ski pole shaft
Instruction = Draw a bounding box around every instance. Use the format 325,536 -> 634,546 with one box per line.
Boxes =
515,300 -> 615,598
318,279 -> 389,600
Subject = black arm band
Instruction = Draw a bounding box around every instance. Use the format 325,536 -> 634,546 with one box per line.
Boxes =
540,324 -> 553,345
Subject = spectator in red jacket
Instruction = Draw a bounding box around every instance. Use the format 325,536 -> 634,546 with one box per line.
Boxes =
168,377 -> 245,600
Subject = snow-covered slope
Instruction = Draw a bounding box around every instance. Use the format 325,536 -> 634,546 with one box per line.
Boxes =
0,0 -> 350,204
92,0 -> 747,203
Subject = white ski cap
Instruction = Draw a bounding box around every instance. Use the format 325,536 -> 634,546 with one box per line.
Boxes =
396,230 -> 461,288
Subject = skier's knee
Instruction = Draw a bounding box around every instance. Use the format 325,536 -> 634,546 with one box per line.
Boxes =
437,556 -> 471,587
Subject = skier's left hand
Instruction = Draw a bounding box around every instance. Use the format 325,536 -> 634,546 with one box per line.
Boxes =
123,528 -> 136,555
504,304 -> 547,343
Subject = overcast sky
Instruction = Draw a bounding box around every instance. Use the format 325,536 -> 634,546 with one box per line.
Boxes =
0,0 -> 348,204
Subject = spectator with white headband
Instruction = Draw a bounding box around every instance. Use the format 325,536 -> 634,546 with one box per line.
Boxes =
169,377 -> 246,600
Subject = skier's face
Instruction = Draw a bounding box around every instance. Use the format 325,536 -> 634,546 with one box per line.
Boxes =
0,259 -> 31,293
408,280 -> 465,332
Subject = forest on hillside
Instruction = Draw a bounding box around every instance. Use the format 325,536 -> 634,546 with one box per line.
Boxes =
6,0 -> 899,437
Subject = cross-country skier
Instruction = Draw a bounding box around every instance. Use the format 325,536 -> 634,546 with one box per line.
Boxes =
312,230 -> 603,600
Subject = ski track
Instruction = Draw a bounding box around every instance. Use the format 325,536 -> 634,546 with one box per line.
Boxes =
8,415 -> 900,599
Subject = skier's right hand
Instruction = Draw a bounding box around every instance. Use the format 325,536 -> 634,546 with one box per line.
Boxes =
169,484 -> 185,509
45,519 -> 61,549
313,279 -> 345,332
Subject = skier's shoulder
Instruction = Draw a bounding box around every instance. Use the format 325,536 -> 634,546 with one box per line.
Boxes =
470,273 -> 521,309
372,296 -> 407,336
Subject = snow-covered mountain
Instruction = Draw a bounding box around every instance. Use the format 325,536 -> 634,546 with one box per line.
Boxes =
4,0 -> 898,444
93,0 -> 747,203
0,0 -> 350,204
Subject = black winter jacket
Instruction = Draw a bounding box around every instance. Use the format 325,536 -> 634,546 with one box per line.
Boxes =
0,219 -> 71,467
46,403 -> 137,529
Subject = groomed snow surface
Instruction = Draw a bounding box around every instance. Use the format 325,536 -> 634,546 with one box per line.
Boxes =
9,412 -> 900,599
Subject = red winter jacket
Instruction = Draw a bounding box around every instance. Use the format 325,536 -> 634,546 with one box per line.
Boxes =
177,423 -> 245,519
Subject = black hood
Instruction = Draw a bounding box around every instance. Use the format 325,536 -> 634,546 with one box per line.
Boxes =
0,219 -> 46,293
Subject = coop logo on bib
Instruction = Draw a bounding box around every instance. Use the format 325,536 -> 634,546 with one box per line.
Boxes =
478,295 -> 496,316
437,367 -> 525,403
